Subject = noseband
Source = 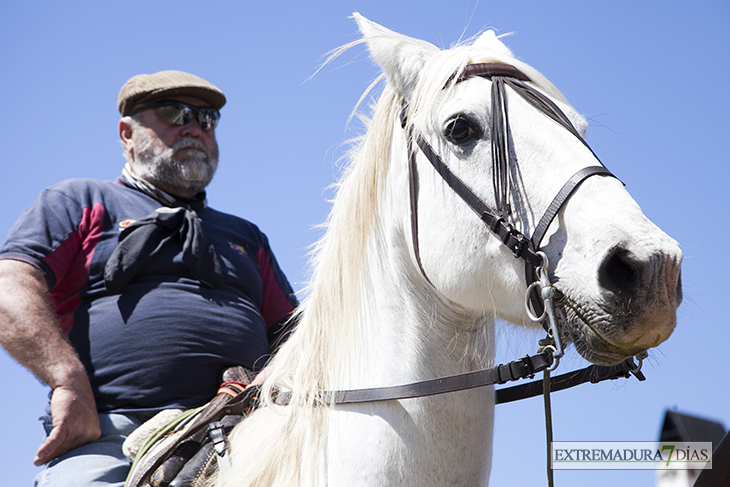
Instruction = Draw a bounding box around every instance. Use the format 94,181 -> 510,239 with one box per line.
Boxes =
401,63 -> 617,366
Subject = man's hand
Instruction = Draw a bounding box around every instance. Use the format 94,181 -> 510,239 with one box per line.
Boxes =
34,380 -> 101,466
0,260 -> 101,465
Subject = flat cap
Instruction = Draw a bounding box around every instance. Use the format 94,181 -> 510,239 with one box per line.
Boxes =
118,70 -> 226,116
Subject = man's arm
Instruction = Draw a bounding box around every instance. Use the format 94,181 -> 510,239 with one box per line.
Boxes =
0,259 -> 100,466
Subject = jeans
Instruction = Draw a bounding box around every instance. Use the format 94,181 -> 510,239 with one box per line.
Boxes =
34,410 -> 154,487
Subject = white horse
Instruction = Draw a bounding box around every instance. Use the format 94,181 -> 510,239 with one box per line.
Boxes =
215,14 -> 683,487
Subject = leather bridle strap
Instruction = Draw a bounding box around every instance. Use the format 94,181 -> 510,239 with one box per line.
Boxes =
495,356 -> 644,404
524,164 -> 616,319
453,63 -> 531,84
530,166 -> 615,254
276,352 -> 551,405
273,354 -> 643,406
414,135 -> 541,266
406,133 -> 434,287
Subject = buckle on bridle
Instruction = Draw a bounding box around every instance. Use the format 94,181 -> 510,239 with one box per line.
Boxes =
517,354 -> 537,380
496,354 -> 546,384
509,233 -> 529,259
485,215 -> 530,259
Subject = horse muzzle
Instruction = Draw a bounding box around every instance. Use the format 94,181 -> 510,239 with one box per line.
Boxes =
557,243 -> 683,366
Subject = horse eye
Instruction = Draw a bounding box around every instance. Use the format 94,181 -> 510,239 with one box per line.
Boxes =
445,118 -> 479,144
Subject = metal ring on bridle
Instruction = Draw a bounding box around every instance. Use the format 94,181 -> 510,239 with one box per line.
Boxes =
542,344 -> 560,372
525,281 -> 547,322
525,252 -> 550,322
530,252 -> 565,370
630,351 -> 648,375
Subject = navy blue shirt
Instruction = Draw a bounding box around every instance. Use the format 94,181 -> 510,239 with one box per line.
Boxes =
0,178 -> 298,412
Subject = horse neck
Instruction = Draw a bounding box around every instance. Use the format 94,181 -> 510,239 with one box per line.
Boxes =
347,127 -> 496,389
314,139 -> 497,485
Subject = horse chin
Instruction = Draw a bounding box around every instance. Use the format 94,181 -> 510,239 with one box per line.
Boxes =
565,321 -> 648,366
555,296 -> 672,366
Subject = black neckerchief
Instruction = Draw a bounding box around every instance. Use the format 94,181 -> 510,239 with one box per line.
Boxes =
104,166 -> 223,293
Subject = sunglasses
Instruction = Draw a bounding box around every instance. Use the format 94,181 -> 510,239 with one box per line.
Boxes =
128,100 -> 221,131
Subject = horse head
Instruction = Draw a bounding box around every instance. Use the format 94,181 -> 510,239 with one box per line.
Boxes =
356,13 -> 682,366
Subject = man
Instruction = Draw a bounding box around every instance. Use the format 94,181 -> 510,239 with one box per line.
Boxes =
0,70 -> 298,486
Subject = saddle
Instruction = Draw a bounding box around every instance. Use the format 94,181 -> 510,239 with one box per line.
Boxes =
124,367 -> 260,487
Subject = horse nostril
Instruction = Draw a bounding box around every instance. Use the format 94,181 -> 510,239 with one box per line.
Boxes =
675,269 -> 683,306
598,247 -> 640,301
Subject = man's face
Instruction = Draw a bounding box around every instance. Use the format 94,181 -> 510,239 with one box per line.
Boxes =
121,96 -> 220,198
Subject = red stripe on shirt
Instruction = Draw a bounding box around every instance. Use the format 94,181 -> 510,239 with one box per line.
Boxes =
45,203 -> 105,335
254,247 -> 295,327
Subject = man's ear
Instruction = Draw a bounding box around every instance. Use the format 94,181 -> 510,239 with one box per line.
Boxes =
119,118 -> 135,154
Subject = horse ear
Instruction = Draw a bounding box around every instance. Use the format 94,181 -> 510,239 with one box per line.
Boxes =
471,30 -> 514,59
353,12 -> 437,100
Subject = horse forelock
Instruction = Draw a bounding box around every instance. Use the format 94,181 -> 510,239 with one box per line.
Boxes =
407,30 -> 575,135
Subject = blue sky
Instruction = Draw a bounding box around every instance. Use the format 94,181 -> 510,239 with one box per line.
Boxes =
1,1 -> 728,485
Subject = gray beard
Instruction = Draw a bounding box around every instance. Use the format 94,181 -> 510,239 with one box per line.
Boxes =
130,130 -> 219,196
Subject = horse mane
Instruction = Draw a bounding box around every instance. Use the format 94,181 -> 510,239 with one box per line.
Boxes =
217,27 -> 578,487
266,28 -> 573,395
262,84 -> 399,398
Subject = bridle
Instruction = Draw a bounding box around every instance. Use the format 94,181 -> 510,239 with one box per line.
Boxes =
395,63 -> 642,486
403,63 -> 615,367
279,63 -> 649,485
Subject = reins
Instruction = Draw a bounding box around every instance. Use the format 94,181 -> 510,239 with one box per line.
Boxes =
273,352 -> 645,406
